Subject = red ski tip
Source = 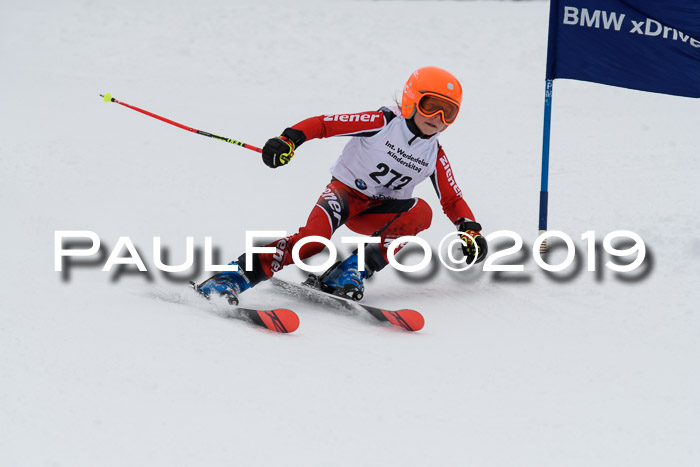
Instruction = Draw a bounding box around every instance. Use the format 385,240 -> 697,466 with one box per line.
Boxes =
257,308 -> 300,333
381,309 -> 424,332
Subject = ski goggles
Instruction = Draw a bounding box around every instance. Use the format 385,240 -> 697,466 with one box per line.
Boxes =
416,92 -> 460,125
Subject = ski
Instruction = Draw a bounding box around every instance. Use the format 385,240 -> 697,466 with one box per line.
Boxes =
270,278 -> 424,332
189,281 -> 299,333
233,306 -> 300,333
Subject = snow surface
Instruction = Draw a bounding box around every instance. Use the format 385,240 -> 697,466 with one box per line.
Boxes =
2,1 -> 699,466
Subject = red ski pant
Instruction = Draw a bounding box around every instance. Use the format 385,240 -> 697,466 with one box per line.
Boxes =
258,179 -> 433,278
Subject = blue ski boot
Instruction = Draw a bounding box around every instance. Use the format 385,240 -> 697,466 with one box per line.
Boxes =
320,254 -> 368,301
193,262 -> 252,306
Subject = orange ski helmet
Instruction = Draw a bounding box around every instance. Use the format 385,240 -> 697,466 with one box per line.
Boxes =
401,66 -> 462,126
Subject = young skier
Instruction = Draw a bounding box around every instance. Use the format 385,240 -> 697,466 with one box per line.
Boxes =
195,66 -> 488,304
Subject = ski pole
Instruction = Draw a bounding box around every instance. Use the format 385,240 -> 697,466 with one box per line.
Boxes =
100,93 -> 262,153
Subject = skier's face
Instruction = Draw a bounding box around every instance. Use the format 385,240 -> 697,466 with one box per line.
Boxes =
414,112 -> 446,136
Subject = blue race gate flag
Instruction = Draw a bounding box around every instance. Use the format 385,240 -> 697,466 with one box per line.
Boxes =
538,0 -> 699,247
546,0 -> 700,98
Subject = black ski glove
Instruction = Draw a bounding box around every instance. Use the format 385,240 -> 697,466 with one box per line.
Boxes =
262,136 -> 295,168
457,220 -> 488,264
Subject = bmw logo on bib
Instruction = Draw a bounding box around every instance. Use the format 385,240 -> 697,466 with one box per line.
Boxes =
355,179 -> 367,190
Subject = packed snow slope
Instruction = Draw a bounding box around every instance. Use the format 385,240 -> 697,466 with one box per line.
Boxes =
1,1 -> 698,466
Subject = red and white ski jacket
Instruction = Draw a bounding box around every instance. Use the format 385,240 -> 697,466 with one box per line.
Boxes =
282,106 -> 477,225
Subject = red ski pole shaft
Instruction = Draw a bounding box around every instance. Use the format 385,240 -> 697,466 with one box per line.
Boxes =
100,93 -> 262,153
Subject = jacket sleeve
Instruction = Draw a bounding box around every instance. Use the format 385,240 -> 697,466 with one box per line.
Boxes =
430,146 -> 478,225
280,110 -> 392,147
